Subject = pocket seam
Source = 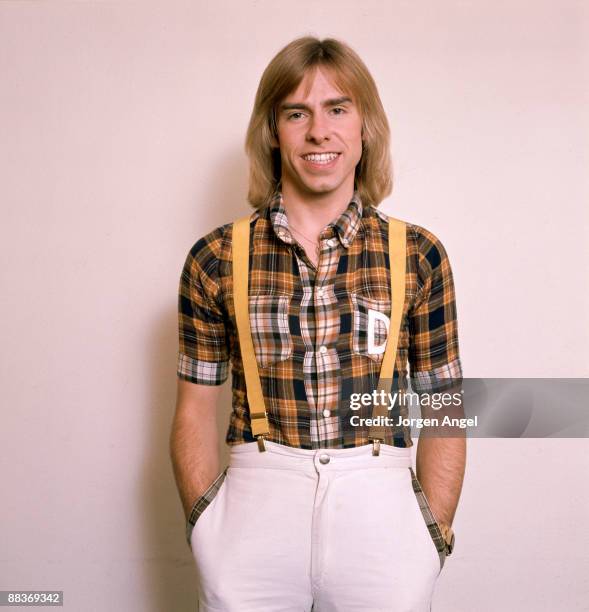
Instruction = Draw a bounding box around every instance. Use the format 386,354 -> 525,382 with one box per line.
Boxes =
185,467 -> 229,549
408,466 -> 447,571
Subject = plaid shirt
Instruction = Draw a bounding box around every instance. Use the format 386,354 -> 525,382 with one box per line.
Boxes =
177,191 -> 462,449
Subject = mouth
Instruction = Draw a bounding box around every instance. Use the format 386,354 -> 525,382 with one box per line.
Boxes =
300,152 -> 341,168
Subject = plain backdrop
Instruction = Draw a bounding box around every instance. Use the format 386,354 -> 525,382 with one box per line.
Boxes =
1,1 -> 588,611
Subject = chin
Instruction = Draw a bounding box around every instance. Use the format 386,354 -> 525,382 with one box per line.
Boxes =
302,179 -> 340,194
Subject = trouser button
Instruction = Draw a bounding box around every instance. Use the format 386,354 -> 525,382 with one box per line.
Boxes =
319,453 -> 331,465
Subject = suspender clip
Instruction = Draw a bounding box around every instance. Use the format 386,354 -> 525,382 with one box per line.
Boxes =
372,439 -> 381,456
256,435 -> 267,452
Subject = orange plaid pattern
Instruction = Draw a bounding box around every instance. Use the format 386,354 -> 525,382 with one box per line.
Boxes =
177,191 -> 462,449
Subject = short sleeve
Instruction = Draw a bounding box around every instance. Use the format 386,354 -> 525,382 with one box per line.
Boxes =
408,227 -> 463,393
177,230 -> 229,386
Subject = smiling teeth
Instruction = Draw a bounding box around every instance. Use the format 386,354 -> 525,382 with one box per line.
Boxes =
303,153 -> 339,163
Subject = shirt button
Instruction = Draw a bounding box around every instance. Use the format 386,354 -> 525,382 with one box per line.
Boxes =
323,409 -> 331,417
316,288 -> 324,298
319,453 -> 331,465
319,345 -> 328,354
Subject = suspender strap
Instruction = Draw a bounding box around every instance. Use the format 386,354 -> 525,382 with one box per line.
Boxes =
368,217 -> 407,454
232,215 -> 270,451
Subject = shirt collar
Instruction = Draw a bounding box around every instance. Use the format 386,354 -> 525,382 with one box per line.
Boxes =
266,191 -> 364,249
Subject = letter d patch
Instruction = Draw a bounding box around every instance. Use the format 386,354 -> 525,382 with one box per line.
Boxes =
367,309 -> 390,355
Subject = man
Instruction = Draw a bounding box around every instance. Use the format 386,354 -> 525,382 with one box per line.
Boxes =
170,36 -> 465,612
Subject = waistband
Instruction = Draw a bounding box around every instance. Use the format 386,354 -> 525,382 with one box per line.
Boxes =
228,440 -> 412,472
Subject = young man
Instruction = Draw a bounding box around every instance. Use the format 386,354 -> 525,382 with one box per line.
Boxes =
170,37 -> 465,612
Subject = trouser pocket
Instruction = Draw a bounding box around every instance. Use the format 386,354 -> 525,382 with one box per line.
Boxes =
185,467 -> 228,549
408,466 -> 447,571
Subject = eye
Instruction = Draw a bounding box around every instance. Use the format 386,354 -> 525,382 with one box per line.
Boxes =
331,107 -> 346,115
287,112 -> 305,121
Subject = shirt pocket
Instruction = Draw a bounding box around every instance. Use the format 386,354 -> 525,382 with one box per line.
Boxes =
248,294 -> 294,368
350,293 -> 391,363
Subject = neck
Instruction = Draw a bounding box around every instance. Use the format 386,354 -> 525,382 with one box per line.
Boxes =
280,182 -> 355,239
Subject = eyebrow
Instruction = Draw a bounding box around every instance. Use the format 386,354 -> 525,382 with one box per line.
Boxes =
279,96 -> 353,113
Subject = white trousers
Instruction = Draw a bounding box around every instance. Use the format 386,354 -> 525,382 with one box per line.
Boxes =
189,441 -> 443,612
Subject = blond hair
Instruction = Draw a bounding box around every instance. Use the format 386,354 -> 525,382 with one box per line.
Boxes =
244,36 -> 393,209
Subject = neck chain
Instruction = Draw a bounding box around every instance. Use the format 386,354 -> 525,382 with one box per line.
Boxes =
288,223 -> 321,255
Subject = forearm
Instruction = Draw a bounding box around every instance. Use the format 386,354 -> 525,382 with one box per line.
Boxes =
415,434 -> 466,526
169,405 -> 220,519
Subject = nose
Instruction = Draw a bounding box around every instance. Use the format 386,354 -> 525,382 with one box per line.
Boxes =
306,112 -> 330,144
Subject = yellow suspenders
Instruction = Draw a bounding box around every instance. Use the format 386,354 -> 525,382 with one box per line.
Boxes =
232,213 -> 406,454
232,216 -> 270,451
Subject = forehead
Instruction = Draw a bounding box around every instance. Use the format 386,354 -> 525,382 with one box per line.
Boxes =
283,65 -> 355,103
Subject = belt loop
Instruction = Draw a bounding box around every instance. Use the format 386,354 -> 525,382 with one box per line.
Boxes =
372,439 -> 381,456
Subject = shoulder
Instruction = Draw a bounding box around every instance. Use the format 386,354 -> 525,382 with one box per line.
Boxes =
366,206 -> 452,272
407,223 -> 451,272
184,209 -> 262,278
184,221 -> 232,279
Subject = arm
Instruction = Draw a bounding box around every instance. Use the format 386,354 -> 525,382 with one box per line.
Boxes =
169,378 -> 224,520
172,229 -> 230,519
408,225 -> 465,530
416,428 -> 466,527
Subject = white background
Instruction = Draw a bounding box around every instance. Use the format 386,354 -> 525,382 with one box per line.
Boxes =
1,1 -> 588,610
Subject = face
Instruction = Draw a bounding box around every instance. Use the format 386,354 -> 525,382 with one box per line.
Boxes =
273,66 -> 363,201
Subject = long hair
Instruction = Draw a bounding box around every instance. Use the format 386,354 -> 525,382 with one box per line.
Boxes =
244,36 -> 393,209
